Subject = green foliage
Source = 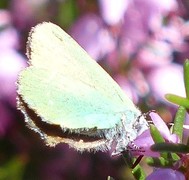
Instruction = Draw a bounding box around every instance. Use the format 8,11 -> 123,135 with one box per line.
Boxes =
0,157 -> 25,180
165,59 -> 189,109
145,59 -> 189,174
0,0 -> 9,8
172,106 -> 186,141
57,0 -> 78,28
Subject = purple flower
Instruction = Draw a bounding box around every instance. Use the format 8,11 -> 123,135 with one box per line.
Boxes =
69,0 -> 184,107
0,27 -> 26,105
70,14 -> 116,61
133,112 -> 180,157
10,0 -> 49,29
98,0 -> 129,25
146,168 -> 185,180
147,63 -> 185,103
0,10 -> 26,136
150,112 -> 180,143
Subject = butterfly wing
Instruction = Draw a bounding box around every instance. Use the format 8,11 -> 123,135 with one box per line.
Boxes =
17,22 -> 140,130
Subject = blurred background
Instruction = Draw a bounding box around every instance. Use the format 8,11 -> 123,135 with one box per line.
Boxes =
0,0 -> 189,179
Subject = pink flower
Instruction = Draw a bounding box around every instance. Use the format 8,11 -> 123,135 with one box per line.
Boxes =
133,112 -> 180,157
0,11 -> 26,136
98,0 -> 129,25
70,14 -> 116,61
147,63 -> 185,103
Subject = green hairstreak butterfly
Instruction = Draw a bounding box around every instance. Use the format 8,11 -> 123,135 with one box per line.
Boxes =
17,22 -> 148,156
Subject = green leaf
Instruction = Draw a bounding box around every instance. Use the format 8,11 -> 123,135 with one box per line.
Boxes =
122,153 -> 146,180
150,124 -> 168,159
146,157 -> 174,168
0,156 -> 25,180
57,0 -> 78,28
171,153 -> 180,161
172,106 -> 186,142
151,142 -> 189,153
150,124 -> 165,143
132,164 -> 146,180
0,0 -> 8,8
165,94 -> 189,108
184,59 -> 189,99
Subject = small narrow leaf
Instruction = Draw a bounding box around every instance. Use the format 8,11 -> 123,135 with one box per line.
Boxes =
150,124 -> 165,143
146,157 -> 174,168
151,142 -> 189,153
184,59 -> 189,99
150,124 -> 167,159
122,153 -> 146,180
172,106 -> 186,142
132,164 -> 146,180
171,153 -> 180,161
165,94 -> 189,108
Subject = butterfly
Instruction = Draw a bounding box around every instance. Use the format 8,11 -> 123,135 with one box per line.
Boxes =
17,22 -> 148,156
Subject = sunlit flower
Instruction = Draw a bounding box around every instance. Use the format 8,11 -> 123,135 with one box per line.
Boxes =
147,63 -> 185,103
98,0 -> 129,25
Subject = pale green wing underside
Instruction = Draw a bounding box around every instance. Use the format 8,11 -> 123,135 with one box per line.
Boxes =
18,22 -> 139,129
